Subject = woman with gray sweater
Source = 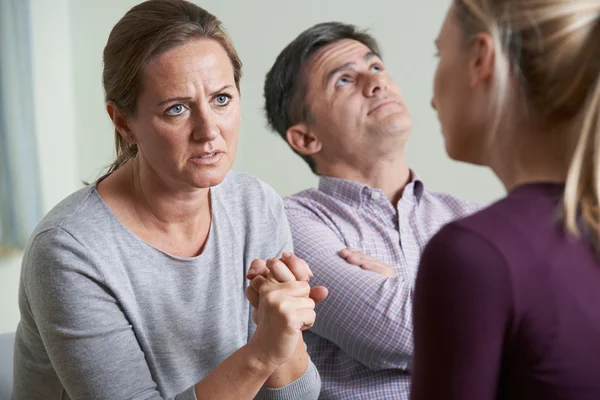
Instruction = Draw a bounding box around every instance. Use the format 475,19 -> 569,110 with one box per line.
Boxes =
12,1 -> 326,399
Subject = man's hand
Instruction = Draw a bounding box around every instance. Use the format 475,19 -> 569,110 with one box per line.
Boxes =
338,247 -> 396,277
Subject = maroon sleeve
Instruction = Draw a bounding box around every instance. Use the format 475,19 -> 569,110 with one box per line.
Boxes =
411,223 -> 513,400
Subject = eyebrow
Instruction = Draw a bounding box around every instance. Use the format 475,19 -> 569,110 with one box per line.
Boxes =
209,84 -> 235,97
322,51 -> 379,88
155,85 -> 235,107
156,96 -> 193,107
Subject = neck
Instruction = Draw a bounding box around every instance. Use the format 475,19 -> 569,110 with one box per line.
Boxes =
488,123 -> 571,193
126,156 -> 211,231
319,153 -> 411,205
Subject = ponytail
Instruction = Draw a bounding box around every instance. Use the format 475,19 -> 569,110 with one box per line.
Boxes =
563,75 -> 600,251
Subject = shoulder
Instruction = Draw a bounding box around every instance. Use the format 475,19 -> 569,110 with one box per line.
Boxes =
425,189 -> 559,275
283,188 -> 346,230
215,170 -> 285,223
23,186 -> 108,276
448,189 -> 551,241
418,220 -> 512,308
283,188 -> 322,212
424,221 -> 504,266
219,170 -> 281,202
30,185 -> 106,242
420,186 -> 486,219
419,190 -> 534,285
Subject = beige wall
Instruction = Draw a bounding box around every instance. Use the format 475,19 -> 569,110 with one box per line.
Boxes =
0,0 -> 504,334
69,0 -> 503,200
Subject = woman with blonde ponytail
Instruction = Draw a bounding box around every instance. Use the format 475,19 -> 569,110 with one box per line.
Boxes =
411,0 -> 600,399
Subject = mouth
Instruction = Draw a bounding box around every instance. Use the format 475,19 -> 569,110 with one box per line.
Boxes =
189,151 -> 224,165
368,100 -> 401,115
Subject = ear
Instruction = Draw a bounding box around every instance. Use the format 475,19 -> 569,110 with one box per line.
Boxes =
468,32 -> 496,88
106,101 -> 135,144
286,123 -> 322,156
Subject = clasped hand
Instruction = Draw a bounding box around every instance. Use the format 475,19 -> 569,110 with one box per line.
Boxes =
245,252 -> 328,367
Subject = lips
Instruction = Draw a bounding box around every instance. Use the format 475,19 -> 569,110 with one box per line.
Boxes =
189,151 -> 224,165
196,152 -> 220,158
368,99 -> 400,115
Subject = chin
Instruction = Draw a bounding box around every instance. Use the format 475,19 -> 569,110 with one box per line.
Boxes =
197,171 -> 230,188
385,113 -> 412,136
444,139 -> 487,166
184,154 -> 234,187
187,164 -> 232,188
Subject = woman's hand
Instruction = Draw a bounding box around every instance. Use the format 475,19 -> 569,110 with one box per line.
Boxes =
245,253 -> 328,367
246,253 -> 328,311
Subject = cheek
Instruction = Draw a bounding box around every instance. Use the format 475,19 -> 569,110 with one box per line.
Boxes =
433,61 -> 472,159
221,106 -> 240,151
433,60 -> 456,120
134,117 -> 182,155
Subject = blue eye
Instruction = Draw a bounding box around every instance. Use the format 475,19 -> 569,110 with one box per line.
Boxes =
165,104 -> 185,116
214,94 -> 231,106
371,65 -> 382,73
335,77 -> 350,87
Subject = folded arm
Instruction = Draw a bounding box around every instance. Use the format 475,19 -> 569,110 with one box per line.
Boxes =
285,207 -> 414,371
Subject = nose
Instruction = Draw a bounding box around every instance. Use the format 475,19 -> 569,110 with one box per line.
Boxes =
363,73 -> 387,97
191,106 -> 220,142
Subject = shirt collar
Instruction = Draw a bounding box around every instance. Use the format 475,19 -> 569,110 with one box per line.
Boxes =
318,170 -> 425,206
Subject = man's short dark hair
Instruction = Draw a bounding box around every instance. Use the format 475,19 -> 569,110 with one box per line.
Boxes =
263,22 -> 381,174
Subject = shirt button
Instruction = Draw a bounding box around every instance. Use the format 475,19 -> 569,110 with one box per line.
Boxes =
371,191 -> 381,200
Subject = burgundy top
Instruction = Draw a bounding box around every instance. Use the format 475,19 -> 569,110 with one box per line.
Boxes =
411,183 -> 600,400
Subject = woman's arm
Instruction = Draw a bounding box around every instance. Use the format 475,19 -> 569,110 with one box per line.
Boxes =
247,255 -> 327,394
411,224 -> 512,400
22,229 -> 317,400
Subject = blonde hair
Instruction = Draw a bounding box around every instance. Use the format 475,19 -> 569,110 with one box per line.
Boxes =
101,0 -> 242,176
454,0 -> 600,250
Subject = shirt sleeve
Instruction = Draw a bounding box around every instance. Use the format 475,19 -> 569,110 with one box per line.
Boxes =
255,362 -> 321,400
21,228 -> 195,400
285,204 -> 414,371
411,223 -> 512,400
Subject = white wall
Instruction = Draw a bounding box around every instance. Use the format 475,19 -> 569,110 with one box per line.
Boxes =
1,0 -> 505,334
31,0 -> 79,213
0,253 -> 22,334
70,0 -> 504,200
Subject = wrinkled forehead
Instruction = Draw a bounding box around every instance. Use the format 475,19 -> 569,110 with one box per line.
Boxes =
305,39 -> 378,84
142,39 -> 235,94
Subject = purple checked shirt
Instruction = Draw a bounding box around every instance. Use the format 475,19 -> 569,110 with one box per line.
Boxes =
284,174 -> 482,399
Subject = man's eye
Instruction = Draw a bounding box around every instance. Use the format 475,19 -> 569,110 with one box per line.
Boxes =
336,77 -> 351,87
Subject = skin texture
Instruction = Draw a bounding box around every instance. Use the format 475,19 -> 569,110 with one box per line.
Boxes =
286,39 -> 412,204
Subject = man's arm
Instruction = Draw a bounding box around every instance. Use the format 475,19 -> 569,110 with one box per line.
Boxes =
285,206 -> 413,371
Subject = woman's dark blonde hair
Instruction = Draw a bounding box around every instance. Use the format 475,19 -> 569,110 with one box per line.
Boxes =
102,0 -> 242,175
454,0 -> 600,249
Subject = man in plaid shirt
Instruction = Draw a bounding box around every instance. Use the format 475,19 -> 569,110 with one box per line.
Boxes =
263,22 -> 481,399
